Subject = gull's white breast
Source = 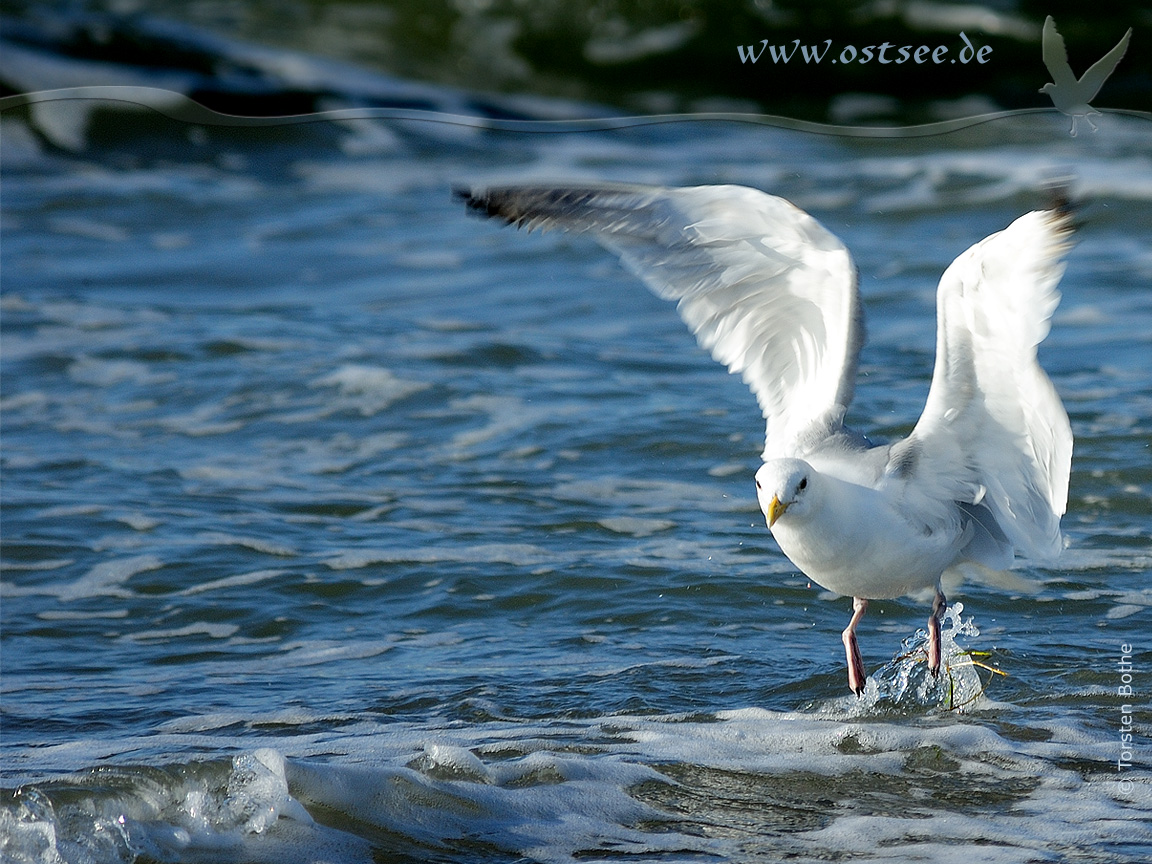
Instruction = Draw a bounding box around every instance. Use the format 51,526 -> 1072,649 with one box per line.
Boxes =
770,474 -> 964,599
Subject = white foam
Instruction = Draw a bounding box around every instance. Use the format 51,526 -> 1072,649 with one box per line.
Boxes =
268,431 -> 407,475
1057,304 -> 1112,327
36,609 -> 130,621
160,402 -> 245,437
6,696 -> 1149,864
111,512 -> 160,531
67,355 -> 171,386
48,215 -> 129,243
179,464 -> 286,489
416,743 -> 494,783
179,568 -> 287,596
552,476 -> 744,515
54,554 -> 163,601
0,558 -> 75,573
260,639 -> 396,667
707,460 -> 748,477
155,709 -> 358,735
1106,604 -> 1144,619
0,391 -> 50,416
325,543 -> 554,570
194,532 -> 297,557
310,364 -> 428,417
294,158 -> 441,195
34,504 -> 105,519
597,516 -> 675,537
852,143 -> 1152,213
127,622 -> 240,641
441,394 -> 556,459
286,748 -> 678,863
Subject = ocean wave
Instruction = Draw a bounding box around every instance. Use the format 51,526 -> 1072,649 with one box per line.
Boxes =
4,697 -> 1148,864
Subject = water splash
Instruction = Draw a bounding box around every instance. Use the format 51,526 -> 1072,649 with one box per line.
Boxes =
0,749 -> 310,864
822,603 -> 1005,717
871,602 -> 996,711
1,785 -> 134,864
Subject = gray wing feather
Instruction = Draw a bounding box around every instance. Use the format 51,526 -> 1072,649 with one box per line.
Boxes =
458,183 -> 864,458
895,208 -> 1074,561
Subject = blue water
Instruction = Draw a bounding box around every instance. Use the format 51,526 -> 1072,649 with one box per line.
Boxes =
2,94 -> 1151,862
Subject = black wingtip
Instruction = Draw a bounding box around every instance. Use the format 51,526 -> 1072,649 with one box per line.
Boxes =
1039,174 -> 1083,230
453,184 -> 487,215
452,184 -> 521,226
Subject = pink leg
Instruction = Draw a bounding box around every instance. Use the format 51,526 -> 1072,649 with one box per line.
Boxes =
842,597 -> 869,696
927,589 -> 946,675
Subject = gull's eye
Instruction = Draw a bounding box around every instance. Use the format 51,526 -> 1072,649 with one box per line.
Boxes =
798,477 -> 808,490
755,479 -> 762,490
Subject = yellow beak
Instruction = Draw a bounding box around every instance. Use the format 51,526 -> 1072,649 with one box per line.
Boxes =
767,495 -> 789,527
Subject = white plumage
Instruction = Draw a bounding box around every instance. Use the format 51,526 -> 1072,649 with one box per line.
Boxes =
458,182 -> 1074,694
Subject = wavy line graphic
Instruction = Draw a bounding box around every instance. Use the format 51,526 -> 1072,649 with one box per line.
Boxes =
3,86 -> 1149,141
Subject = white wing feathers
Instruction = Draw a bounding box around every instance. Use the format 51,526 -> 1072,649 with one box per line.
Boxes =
458,184 -> 863,459
899,209 -> 1074,561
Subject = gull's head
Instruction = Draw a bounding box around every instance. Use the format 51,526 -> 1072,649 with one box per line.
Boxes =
755,459 -> 814,531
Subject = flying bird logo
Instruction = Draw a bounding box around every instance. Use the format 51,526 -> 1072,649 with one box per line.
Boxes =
1040,15 -> 1132,136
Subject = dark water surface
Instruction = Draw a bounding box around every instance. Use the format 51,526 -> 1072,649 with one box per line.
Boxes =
2,82 -> 1151,862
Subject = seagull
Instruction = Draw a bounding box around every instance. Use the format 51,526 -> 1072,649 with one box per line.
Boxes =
457,183 -> 1074,694
1040,15 -> 1131,136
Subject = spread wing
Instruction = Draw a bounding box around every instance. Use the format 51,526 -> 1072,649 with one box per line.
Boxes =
1078,26 -> 1132,103
894,208 -> 1074,562
457,183 -> 863,458
1041,16 -> 1078,89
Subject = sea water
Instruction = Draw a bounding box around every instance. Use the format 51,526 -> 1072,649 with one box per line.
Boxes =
2,82 -> 1151,862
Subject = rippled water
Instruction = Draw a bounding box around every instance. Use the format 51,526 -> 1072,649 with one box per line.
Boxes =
2,92 -> 1151,862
